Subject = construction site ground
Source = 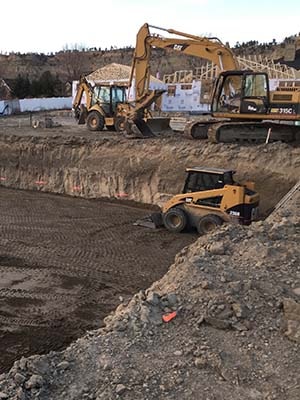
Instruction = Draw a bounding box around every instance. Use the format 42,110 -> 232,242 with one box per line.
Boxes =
0,187 -> 195,374
0,111 -> 299,399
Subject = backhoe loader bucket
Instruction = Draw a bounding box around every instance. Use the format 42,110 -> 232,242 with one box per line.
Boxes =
133,212 -> 163,229
146,117 -> 170,133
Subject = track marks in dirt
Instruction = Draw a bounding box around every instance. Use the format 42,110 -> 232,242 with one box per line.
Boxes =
0,188 -> 196,372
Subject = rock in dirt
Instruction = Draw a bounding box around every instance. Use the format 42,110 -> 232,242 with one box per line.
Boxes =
283,298 -> 300,342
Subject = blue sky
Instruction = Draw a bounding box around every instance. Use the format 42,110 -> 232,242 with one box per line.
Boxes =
1,0 -> 299,53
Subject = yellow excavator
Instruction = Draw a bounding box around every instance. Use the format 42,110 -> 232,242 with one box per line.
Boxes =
135,167 -> 259,234
130,23 -> 300,143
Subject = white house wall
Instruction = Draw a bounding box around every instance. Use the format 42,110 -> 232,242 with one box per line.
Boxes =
161,81 -> 210,113
1,98 -> 72,115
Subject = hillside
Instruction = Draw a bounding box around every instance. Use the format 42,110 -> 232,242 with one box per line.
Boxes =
0,34 -> 300,97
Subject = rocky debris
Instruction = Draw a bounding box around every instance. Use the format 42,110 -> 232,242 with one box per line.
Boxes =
0,209 -> 299,399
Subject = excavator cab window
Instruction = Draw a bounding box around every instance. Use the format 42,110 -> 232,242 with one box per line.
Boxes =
244,73 -> 268,97
212,72 -> 269,115
213,74 -> 243,113
240,73 -> 269,114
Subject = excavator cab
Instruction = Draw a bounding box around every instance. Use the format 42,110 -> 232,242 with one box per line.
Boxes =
212,71 -> 270,115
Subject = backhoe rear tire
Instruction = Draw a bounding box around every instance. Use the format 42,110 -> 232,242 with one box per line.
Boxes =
163,208 -> 187,233
87,111 -> 105,131
197,214 -> 223,235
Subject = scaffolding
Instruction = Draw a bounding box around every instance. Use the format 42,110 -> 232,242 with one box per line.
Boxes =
163,55 -> 299,83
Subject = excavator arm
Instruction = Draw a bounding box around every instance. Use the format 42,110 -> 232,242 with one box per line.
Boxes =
125,23 -> 239,138
130,23 -> 239,103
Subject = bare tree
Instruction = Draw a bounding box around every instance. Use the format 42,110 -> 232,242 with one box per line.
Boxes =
60,43 -> 89,82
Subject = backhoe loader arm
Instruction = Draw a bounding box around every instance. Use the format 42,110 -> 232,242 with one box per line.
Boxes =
72,76 -> 94,111
130,23 -> 239,102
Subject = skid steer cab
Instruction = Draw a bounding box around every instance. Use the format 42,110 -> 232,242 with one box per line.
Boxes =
151,167 -> 259,235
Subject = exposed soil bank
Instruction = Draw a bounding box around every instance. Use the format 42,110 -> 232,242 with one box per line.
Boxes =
0,134 -> 299,216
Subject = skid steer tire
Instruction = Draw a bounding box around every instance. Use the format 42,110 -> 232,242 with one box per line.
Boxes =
87,111 -> 105,131
197,214 -> 223,235
163,208 -> 187,233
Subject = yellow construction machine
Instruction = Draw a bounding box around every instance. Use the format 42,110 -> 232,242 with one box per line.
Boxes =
72,76 -> 164,137
73,22 -> 300,142
135,167 -> 259,234
130,23 -> 300,143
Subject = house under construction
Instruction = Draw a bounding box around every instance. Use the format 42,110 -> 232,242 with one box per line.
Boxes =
161,55 -> 300,113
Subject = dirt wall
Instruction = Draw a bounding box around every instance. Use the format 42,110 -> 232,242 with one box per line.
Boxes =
0,134 -> 299,215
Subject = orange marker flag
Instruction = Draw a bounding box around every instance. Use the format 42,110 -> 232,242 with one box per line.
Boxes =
162,311 -> 177,323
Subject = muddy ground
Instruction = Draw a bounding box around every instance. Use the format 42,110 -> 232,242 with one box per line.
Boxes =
0,187 -> 195,373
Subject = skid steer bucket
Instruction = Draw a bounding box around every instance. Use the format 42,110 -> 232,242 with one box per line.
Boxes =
133,212 -> 163,229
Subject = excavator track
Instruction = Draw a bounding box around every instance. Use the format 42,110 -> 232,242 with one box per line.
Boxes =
208,121 -> 298,144
184,120 -> 298,144
183,118 -> 217,139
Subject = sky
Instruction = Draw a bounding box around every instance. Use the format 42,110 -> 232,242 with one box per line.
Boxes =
1,0 -> 299,54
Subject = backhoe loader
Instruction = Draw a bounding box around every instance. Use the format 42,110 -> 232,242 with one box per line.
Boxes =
72,76 -> 164,137
135,167 -> 259,234
129,23 -> 300,143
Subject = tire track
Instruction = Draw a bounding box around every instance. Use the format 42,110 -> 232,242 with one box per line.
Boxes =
0,187 -> 196,373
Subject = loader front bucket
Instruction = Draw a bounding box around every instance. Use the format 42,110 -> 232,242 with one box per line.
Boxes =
133,212 -> 163,229
146,117 -> 170,133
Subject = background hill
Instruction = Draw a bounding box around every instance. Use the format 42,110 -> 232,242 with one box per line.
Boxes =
0,33 -> 300,98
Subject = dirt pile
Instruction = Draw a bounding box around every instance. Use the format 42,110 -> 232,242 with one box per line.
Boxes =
0,199 -> 299,399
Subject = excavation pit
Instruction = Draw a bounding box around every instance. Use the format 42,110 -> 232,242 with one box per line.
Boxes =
0,112 -> 299,374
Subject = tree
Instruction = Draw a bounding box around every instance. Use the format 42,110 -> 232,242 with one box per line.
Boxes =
61,43 -> 88,81
12,74 -> 31,99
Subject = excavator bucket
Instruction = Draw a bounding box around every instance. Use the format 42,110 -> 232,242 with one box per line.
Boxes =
123,118 -> 155,138
133,118 -> 155,137
133,212 -> 163,229
124,117 -> 171,138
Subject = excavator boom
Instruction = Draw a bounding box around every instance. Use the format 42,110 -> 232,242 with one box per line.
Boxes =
131,23 -> 239,104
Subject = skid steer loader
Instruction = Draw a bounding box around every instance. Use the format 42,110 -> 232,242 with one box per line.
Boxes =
135,167 -> 259,234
